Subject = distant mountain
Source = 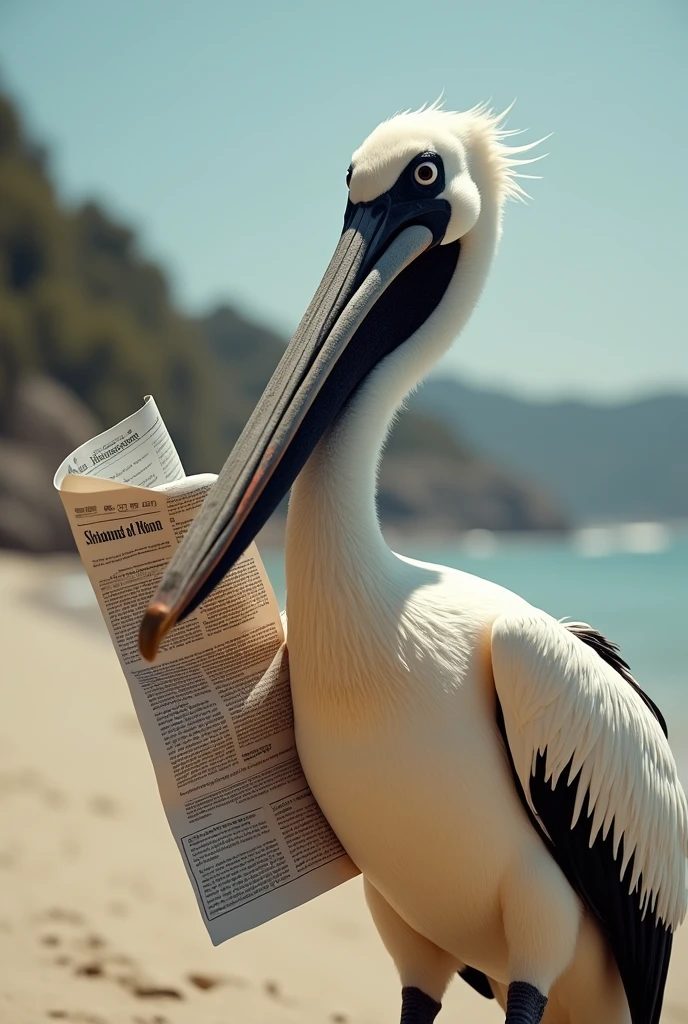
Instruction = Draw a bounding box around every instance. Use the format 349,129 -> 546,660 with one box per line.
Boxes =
411,379 -> 688,524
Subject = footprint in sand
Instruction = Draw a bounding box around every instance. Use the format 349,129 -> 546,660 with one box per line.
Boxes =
186,973 -> 221,991
88,794 -> 120,817
47,1013 -> 107,1023
124,982 -> 183,1000
44,787 -> 67,808
74,951 -> 184,1001
70,943 -> 184,1001
36,909 -> 184,1003
0,769 -> 68,809
40,907 -> 85,925
263,979 -> 297,1007
186,971 -> 248,992
75,961 -> 104,977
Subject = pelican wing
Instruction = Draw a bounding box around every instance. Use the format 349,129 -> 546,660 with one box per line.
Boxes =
491,612 -> 687,1024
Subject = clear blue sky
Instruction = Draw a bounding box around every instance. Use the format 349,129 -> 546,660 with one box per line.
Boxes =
1,0 -> 686,400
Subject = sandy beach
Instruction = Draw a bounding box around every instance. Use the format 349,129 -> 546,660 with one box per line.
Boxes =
2,551 -> 688,1024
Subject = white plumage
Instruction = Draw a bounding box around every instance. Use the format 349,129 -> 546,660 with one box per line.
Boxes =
283,104 -> 687,1022
142,101 -> 688,1024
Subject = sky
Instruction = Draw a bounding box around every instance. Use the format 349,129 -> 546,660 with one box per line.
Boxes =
0,0 -> 686,401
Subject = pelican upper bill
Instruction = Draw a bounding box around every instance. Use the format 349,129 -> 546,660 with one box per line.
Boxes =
139,152 -> 459,658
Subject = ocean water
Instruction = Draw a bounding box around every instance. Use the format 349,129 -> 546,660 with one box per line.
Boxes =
262,527 -> 688,721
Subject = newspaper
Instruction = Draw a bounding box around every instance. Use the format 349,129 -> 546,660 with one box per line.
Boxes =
54,397 -> 359,944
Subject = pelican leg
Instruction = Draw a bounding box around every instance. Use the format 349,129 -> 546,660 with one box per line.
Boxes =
364,879 -> 455,1021
400,986 -> 442,1024
505,981 -> 547,1023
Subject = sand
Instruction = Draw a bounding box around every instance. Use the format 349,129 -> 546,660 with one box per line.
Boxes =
1,552 -> 688,1024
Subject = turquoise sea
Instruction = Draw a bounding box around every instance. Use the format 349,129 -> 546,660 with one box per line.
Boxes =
262,527 -> 688,723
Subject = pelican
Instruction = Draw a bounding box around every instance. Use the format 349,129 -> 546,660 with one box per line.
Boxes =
139,103 -> 687,1024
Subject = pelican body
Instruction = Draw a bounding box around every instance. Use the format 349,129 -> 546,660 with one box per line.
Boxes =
140,104 -> 687,1024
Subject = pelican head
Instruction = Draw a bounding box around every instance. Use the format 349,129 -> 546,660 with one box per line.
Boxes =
139,102 -> 541,659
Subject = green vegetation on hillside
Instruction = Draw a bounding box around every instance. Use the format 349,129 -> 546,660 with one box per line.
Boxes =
0,92 -> 218,472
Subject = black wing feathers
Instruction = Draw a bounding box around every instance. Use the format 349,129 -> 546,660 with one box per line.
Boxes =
564,622 -> 668,737
528,752 -> 672,1024
495,623 -> 673,1024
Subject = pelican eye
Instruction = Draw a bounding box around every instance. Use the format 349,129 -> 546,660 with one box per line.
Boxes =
414,161 -> 438,186
346,166 -> 352,188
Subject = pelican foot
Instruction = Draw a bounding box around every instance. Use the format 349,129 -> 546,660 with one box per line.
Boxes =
400,985 -> 442,1024
458,964 -> 494,999
505,981 -> 548,1024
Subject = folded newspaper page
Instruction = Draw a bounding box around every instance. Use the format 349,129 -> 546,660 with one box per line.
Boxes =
54,397 -> 359,944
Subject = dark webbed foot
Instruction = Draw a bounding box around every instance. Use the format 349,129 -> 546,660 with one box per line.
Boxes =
458,964 -> 495,999
505,981 -> 548,1024
400,986 -> 442,1024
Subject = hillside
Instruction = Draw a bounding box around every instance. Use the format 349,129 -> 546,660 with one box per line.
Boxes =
411,378 -> 688,524
0,88 -> 566,547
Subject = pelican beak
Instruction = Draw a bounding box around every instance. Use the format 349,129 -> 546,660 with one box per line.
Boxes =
139,188 -> 456,660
